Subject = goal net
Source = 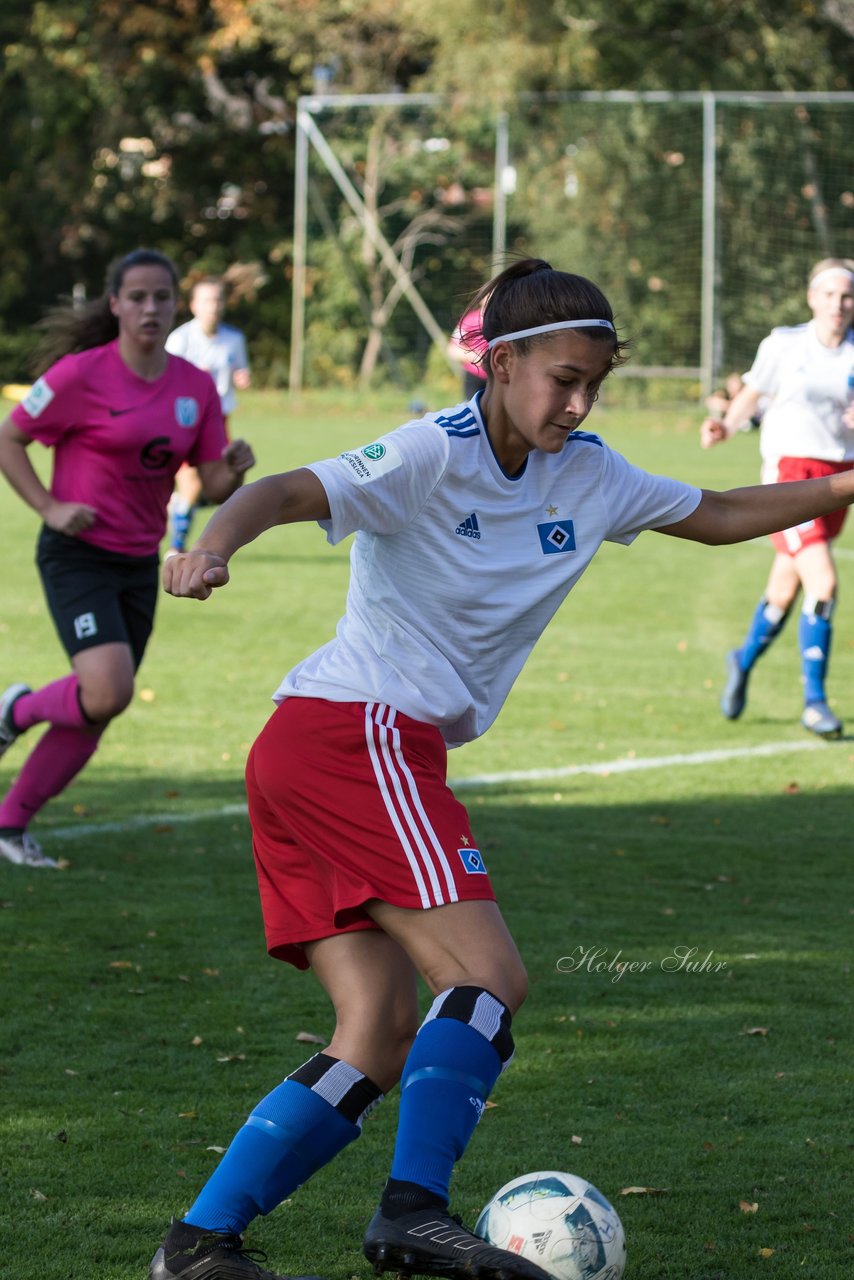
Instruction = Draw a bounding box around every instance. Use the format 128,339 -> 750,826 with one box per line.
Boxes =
292,92 -> 854,393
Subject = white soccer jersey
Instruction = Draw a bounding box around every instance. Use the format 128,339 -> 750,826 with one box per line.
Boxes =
744,322 -> 854,465
165,320 -> 249,415
273,397 -> 701,747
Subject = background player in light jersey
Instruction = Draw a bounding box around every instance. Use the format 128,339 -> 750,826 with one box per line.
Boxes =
150,257 -> 854,1280
165,276 -> 252,552
0,249 -> 255,869
701,257 -> 854,737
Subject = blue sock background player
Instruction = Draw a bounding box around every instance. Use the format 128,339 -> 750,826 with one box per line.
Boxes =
703,257 -> 854,737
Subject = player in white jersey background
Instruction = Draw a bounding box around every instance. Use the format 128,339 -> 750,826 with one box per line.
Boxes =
165,276 -> 251,552
701,257 -> 854,737
150,258 -> 854,1280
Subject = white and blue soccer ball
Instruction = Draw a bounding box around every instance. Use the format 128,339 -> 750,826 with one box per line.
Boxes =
475,1170 -> 626,1280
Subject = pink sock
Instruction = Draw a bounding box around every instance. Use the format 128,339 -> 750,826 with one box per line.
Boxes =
0,725 -> 103,829
11,674 -> 88,731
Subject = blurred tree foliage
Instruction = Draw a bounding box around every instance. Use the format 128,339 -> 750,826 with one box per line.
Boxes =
0,0 -> 851,383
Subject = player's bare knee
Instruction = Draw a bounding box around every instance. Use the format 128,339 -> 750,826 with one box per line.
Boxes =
500,962 -> 529,1015
81,681 -> 134,722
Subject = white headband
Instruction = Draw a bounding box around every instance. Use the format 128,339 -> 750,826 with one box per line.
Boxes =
486,318 -> 615,349
808,267 -> 854,289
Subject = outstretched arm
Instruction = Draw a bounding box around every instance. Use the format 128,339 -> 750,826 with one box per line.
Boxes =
163,467 -> 331,600
658,472 -> 854,545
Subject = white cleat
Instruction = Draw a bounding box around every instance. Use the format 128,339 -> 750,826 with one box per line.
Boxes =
0,682 -> 30,759
0,831 -> 59,869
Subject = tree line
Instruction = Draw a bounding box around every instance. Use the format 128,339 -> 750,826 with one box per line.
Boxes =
1,0 -> 851,384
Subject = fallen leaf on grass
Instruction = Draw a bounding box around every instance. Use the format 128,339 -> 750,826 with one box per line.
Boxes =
216,1053 -> 247,1063
758,1247 -> 775,1258
178,1111 -> 198,1119
138,688 -> 156,702
783,781 -> 800,794
295,1031 -> 325,1045
739,1200 -> 759,1213
620,1186 -> 669,1196
109,961 -> 134,970
571,1135 -> 583,1145
206,1145 -> 227,1154
31,1188 -> 47,1201
484,1101 -> 498,1110
191,1036 -> 203,1047
741,1027 -> 769,1036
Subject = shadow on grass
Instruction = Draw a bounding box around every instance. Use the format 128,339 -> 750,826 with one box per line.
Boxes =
1,786 -> 850,1279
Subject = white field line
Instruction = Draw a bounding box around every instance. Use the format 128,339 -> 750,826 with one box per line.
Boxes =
46,737 -> 826,843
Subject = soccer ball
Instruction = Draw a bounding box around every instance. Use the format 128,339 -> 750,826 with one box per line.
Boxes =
475,1170 -> 626,1280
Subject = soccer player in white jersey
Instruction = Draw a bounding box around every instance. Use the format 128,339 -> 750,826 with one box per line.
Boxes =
701,258 -> 854,737
152,258 -> 854,1280
165,277 -> 252,551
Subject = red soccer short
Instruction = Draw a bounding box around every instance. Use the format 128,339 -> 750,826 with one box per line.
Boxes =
766,456 -> 854,555
244,697 -> 495,969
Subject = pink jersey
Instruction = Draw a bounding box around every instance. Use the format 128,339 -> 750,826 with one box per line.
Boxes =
452,308 -> 488,379
12,341 -> 227,555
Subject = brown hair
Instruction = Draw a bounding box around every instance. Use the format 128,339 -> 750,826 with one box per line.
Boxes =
32,249 -> 178,373
462,257 -> 629,377
807,257 -> 854,287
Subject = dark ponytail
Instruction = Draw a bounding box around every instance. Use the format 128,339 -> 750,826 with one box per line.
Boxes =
32,249 -> 178,374
461,257 -> 629,377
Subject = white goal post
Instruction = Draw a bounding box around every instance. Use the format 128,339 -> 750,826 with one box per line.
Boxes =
290,90 -> 854,395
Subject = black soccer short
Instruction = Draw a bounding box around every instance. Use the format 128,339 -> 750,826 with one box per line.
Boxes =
36,527 -> 159,669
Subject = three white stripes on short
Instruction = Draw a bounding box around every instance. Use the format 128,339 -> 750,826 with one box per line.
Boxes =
364,702 -> 460,909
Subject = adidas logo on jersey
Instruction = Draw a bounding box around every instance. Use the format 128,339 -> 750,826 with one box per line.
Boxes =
455,512 -> 481,540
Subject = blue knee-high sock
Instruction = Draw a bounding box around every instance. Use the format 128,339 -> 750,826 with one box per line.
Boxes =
799,600 -> 833,705
185,1080 -> 359,1234
169,499 -> 195,552
389,990 -> 510,1201
739,598 -> 789,670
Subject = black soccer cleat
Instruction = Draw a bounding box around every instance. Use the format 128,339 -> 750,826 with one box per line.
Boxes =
149,1219 -> 325,1280
720,649 -> 750,720
362,1208 -> 553,1280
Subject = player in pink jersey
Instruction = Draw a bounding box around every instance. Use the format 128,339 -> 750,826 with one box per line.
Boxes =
446,303 -> 488,401
0,249 -> 255,868
146,259 -> 854,1280
701,257 -> 854,737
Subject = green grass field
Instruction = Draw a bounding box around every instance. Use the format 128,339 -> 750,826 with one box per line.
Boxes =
1,386 -> 852,1279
